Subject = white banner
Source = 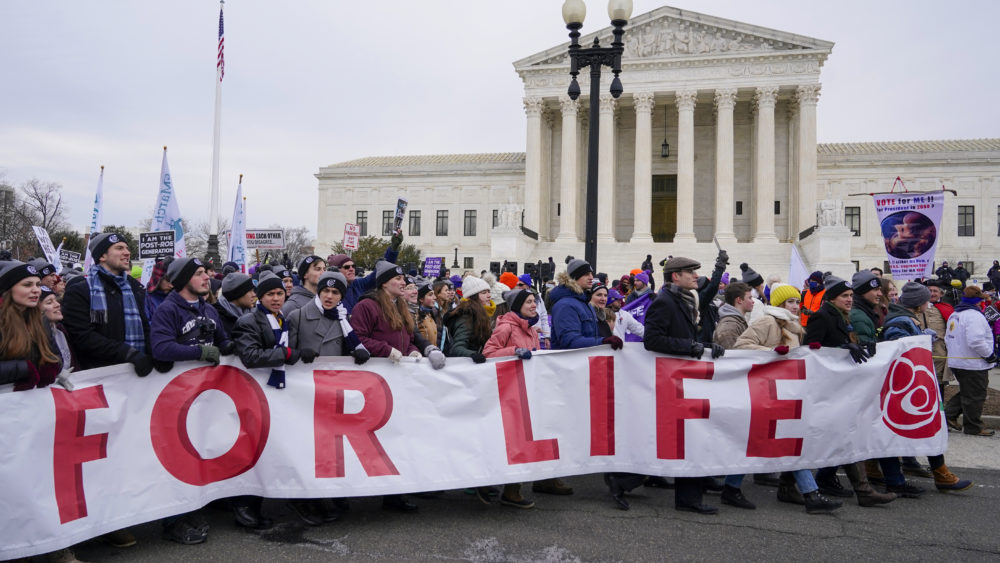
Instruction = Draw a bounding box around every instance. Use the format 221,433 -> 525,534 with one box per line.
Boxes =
31,225 -> 62,269
873,191 -> 945,280
226,181 -> 247,271
140,148 -> 186,285
0,337 -> 945,559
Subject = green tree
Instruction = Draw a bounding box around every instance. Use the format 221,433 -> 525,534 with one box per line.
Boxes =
50,229 -> 86,255
102,225 -> 139,258
329,236 -> 421,271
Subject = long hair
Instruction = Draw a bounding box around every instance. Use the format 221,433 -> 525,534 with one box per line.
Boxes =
375,288 -> 414,333
0,290 -> 60,365
454,297 -> 492,346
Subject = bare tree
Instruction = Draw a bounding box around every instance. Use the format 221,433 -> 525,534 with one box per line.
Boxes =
17,178 -> 67,233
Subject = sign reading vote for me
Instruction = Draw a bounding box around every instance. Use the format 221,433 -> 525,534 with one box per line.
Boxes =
138,231 -> 175,260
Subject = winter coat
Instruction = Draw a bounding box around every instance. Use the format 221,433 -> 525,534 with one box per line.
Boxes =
150,291 -> 231,362
945,303 -> 995,370
232,308 -> 290,368
625,286 -> 651,305
214,296 -> 250,336
483,312 -> 541,358
414,306 -> 440,347
803,301 -> 853,348
349,294 -> 419,357
880,303 -> 922,341
0,338 -> 58,391
920,303 -> 952,383
613,309 -> 644,341
145,289 -> 170,321
800,289 -> 824,327
643,283 -> 699,356
343,246 -> 400,314
61,271 -> 152,370
443,306 -> 490,357
713,303 -> 748,349
281,285 -> 315,317
549,272 -> 604,350
849,297 -> 881,344
287,300 -> 350,356
734,306 -> 804,350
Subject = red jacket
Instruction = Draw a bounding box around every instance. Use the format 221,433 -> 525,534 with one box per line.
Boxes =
483,312 -> 541,358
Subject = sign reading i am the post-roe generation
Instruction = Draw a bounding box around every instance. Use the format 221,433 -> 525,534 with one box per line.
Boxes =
138,231 -> 175,260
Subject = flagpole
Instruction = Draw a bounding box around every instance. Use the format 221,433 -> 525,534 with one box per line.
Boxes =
206,0 -> 225,263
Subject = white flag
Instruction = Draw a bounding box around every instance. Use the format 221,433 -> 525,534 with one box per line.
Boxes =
140,148 -> 186,286
226,180 -> 246,271
788,243 -> 809,290
83,167 -> 104,271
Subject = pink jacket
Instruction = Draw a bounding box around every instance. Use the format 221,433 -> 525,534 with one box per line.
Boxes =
483,312 -> 541,358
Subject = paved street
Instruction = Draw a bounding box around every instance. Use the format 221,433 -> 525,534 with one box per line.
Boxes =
66,432 -> 1000,562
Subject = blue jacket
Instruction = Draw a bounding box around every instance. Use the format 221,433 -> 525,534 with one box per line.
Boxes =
549,272 -> 603,350
145,289 -> 170,321
343,246 -> 399,314
881,303 -> 921,342
150,291 -> 231,362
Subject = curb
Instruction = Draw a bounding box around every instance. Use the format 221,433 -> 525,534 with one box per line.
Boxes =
982,415 -> 1000,430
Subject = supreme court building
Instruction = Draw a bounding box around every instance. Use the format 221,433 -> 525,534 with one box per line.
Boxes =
316,5 -> 999,280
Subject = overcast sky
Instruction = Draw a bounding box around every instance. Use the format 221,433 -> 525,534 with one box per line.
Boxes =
1,0 -> 996,239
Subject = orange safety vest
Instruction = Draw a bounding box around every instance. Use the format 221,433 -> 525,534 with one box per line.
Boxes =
800,289 -> 825,326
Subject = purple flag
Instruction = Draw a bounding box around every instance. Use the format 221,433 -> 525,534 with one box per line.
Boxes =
621,292 -> 653,342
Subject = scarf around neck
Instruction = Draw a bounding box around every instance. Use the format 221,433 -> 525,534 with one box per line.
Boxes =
258,302 -> 288,389
87,265 -> 145,352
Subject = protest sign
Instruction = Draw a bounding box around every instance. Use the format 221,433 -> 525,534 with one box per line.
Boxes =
138,231 -> 175,260
343,223 -> 360,251
245,230 -> 284,250
873,191 -> 945,280
423,257 -> 443,278
31,226 -> 62,268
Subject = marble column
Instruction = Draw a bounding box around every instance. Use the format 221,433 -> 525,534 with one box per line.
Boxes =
674,89 -> 697,243
796,84 -> 821,237
753,86 -> 779,243
597,94 -> 617,242
556,96 -> 580,241
714,88 -> 738,246
631,91 -> 655,243
523,96 -> 544,237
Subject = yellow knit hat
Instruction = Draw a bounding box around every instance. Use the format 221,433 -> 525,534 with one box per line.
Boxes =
770,283 -> 802,307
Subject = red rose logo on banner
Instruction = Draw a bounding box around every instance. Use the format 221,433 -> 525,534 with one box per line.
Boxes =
880,348 -> 942,438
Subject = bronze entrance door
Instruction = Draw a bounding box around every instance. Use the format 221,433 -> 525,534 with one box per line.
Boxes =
651,175 -> 677,243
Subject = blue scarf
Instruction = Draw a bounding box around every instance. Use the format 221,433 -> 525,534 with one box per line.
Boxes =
257,302 -> 288,389
318,298 -> 363,353
516,311 -> 540,327
87,265 -> 145,352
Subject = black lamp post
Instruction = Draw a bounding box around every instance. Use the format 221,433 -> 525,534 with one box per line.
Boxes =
661,106 -> 670,158
452,247 -> 459,269
562,0 -> 633,271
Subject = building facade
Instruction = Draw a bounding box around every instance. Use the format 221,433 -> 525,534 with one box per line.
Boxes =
316,6 -> 999,280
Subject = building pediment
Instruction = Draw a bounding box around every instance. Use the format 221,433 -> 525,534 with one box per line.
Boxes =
514,5 -> 833,71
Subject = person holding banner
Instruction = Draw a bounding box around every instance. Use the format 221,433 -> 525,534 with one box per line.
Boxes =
550,259 -> 622,352
39,285 -> 78,374
516,274 -> 550,347
443,276 -> 495,364
214,272 -> 256,335
287,271 -> 371,364
0,261 -> 61,390
283,255 -> 327,315
607,288 -> 643,342
414,282 -> 441,346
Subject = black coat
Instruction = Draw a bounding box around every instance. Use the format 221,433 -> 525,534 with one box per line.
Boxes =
643,285 -> 699,356
803,302 -> 852,347
61,271 -> 152,370
232,309 -> 289,369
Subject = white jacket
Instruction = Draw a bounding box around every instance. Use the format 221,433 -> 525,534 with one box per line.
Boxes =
536,297 -> 551,340
945,306 -> 995,370
613,309 -> 645,341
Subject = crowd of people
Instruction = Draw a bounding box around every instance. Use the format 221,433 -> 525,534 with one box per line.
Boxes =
2,229 -> 999,562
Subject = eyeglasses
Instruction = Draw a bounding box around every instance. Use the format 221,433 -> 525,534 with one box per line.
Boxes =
340,264 -> 355,270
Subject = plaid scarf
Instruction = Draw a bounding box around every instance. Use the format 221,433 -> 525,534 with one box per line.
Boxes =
258,302 -> 288,389
146,260 -> 169,293
88,265 -> 146,352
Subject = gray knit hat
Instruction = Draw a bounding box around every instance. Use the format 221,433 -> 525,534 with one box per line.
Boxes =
739,262 -> 764,287
88,232 -> 126,261
255,270 -> 284,298
567,259 -> 593,280
503,288 -> 534,313
317,271 -> 348,295
221,273 -> 254,301
29,258 -> 56,277
166,257 -> 205,290
823,275 -> 850,300
0,260 -> 41,294
899,281 -> 931,308
374,261 -> 405,289
851,270 -> 880,295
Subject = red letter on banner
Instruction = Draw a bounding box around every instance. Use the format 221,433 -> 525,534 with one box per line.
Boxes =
52,386 -> 109,524
747,359 -> 805,457
590,356 -> 614,456
150,366 -> 270,486
496,360 -> 559,464
314,370 -> 399,478
655,358 -> 713,460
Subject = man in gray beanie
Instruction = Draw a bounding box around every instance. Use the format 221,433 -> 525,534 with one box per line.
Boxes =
849,270 -> 882,345
150,258 -> 233,369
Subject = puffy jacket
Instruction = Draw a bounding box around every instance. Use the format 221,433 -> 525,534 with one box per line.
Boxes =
849,297 -> 881,344
281,285 -> 315,317
734,306 -> 804,350
549,272 -> 603,350
880,303 -> 922,341
443,305 -> 490,357
149,291 -> 231,362
803,301 -> 852,347
349,294 -> 419,357
61,271 -> 152,370
232,309 -> 290,368
945,303 -> 995,370
483,312 -> 540,358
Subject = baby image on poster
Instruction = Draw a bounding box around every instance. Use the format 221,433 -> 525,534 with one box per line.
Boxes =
881,210 -> 936,259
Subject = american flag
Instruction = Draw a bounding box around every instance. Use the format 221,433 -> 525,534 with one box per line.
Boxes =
217,4 -> 225,81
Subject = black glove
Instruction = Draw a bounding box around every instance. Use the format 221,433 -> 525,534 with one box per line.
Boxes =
689,342 -> 705,358
470,352 -> 487,364
199,345 -> 221,366
863,341 -> 877,357
353,346 -> 371,365
153,359 -> 174,373
390,230 -> 403,251
299,348 -> 318,364
842,343 -> 870,364
285,347 -> 301,365
602,336 -> 624,350
716,249 -> 729,267
709,342 -> 725,359
219,341 -> 235,356
128,350 -> 154,377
